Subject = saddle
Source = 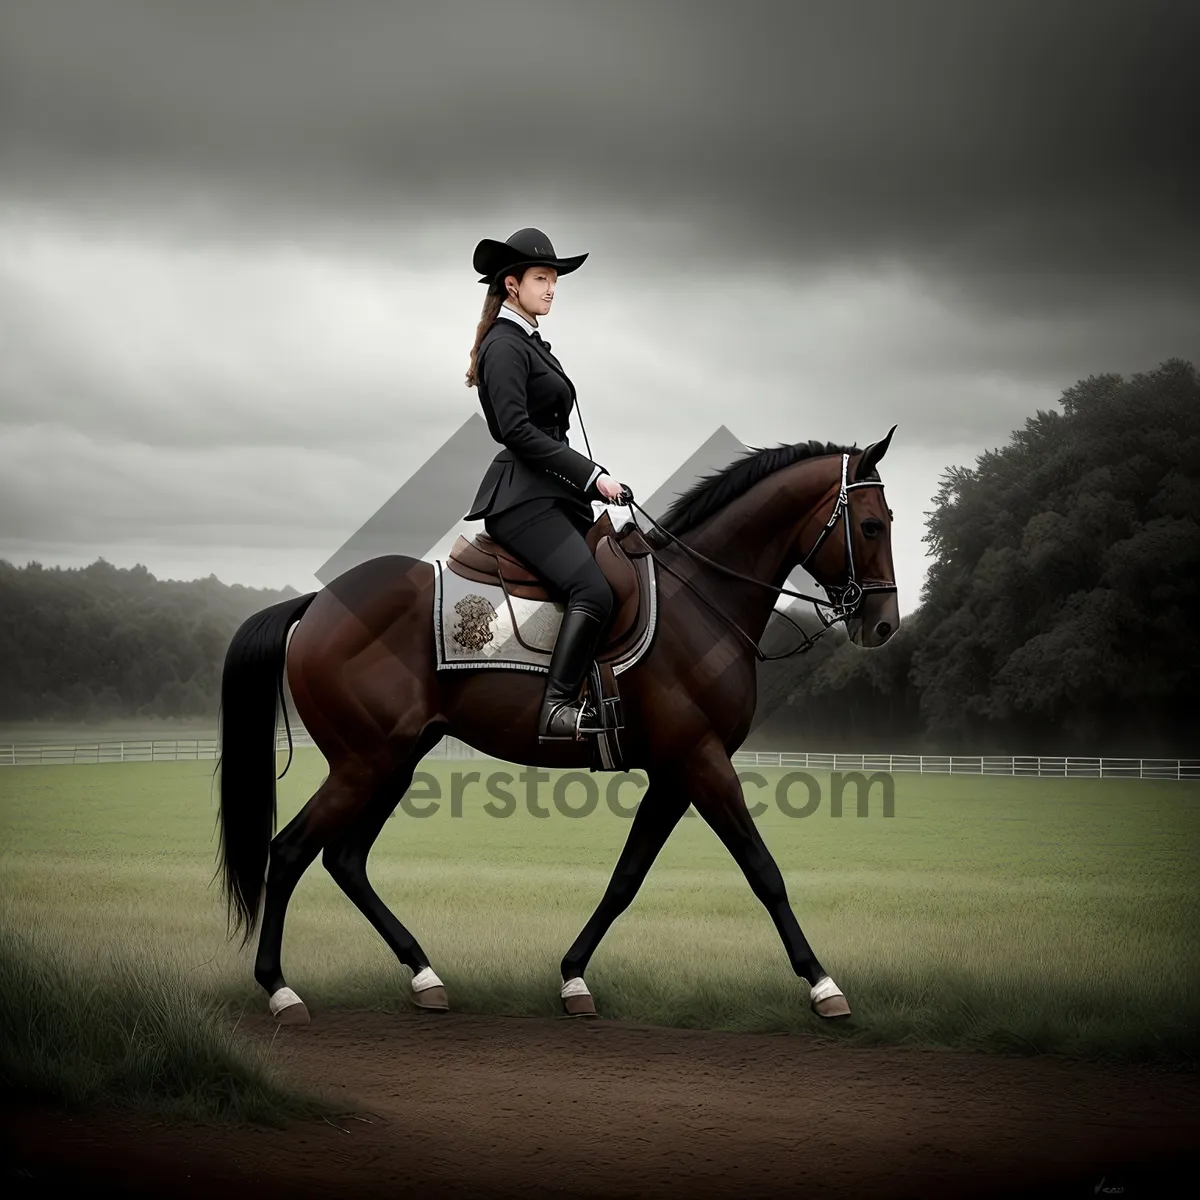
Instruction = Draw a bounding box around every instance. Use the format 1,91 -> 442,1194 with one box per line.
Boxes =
441,511 -> 658,772
446,509 -> 655,663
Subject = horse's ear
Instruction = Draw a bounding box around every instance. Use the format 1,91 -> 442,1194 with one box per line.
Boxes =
854,424 -> 897,481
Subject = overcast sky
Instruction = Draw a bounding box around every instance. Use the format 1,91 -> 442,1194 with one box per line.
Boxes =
2,0 -> 1196,615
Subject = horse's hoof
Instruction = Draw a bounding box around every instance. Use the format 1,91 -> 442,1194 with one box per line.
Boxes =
412,966 -> 449,1012
275,1000 -> 311,1024
810,975 -> 851,1019
813,994 -> 852,1018
561,976 -> 598,1018
268,987 -> 310,1025
413,986 -> 449,1011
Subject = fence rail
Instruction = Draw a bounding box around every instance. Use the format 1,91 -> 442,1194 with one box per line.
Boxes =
0,736 -> 1196,779
729,751 -> 1200,781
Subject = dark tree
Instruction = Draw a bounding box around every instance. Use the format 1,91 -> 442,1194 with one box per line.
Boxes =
781,359 -> 1199,756
0,559 -> 299,723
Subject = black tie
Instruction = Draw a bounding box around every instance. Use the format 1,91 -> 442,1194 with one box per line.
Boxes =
531,331 -> 551,353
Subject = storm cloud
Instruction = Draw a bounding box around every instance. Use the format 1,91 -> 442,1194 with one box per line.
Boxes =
1,0 -> 1196,603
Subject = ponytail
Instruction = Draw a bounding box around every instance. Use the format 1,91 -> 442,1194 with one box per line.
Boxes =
465,291 -> 503,387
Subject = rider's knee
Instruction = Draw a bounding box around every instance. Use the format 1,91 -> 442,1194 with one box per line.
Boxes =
572,578 -> 614,623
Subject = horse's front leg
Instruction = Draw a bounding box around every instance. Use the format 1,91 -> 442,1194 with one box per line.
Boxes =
685,736 -> 851,1019
558,772 -> 691,1015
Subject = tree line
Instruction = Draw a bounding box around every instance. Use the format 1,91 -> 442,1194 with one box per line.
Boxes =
0,560 -> 299,723
1,358 -> 1195,755
757,358 -> 1199,756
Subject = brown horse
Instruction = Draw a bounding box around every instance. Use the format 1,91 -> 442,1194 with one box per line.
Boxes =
216,431 -> 900,1024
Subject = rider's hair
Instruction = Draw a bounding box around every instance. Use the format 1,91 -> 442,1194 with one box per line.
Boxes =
465,269 -> 526,388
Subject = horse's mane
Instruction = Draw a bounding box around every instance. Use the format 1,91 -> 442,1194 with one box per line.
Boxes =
648,440 -> 858,541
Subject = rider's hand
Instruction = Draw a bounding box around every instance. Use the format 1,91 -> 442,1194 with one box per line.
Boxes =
595,473 -> 628,503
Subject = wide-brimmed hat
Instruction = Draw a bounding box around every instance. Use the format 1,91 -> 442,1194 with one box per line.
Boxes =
473,227 -> 588,292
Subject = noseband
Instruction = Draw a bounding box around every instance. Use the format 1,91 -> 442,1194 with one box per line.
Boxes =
627,453 -> 897,661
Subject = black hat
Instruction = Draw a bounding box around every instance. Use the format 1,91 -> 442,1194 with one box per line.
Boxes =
473,227 -> 589,292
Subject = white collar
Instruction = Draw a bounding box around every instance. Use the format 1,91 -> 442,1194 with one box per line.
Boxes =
498,302 -> 539,337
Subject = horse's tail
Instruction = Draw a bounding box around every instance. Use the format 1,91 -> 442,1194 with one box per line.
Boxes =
216,591 -> 319,946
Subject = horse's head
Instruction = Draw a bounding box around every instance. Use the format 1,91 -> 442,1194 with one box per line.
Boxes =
792,426 -> 900,649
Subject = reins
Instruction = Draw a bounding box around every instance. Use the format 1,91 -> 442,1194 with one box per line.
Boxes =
539,363 -> 894,662
622,454 -> 896,661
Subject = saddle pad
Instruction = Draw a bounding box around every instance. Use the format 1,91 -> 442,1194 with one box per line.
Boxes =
433,557 -> 660,676
434,561 -> 560,672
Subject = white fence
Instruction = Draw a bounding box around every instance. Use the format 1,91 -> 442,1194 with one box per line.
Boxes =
0,730 -> 482,767
0,735 -> 1196,779
730,751 -> 1199,781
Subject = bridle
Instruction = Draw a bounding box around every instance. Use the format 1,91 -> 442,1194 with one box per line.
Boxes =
795,452 -> 898,631
567,400 -> 896,661
624,453 -> 897,662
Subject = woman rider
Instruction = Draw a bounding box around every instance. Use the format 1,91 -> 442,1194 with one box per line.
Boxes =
463,227 -> 632,743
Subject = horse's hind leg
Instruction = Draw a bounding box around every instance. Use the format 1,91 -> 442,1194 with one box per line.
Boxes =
253,768 -> 380,1024
322,725 -> 450,1011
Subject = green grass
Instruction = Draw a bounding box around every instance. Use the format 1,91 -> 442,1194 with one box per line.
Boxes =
0,924 -> 331,1123
1,753 -> 1198,1063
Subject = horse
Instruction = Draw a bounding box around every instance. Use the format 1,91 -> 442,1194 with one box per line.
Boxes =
215,429 -> 900,1024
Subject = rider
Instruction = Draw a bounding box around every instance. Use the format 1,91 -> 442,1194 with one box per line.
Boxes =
463,228 -> 631,743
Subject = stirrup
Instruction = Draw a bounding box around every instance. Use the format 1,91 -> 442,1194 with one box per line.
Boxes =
538,697 -> 592,743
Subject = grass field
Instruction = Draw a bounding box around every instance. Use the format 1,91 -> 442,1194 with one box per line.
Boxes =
2,752 -> 1198,1064
0,925 -> 330,1123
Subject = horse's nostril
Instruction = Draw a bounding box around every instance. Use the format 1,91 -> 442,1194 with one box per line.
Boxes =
874,621 -> 892,640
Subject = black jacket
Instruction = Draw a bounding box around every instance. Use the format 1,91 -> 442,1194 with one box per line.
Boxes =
463,316 -> 607,521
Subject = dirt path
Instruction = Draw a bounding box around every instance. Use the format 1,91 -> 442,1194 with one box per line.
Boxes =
5,1010 -> 1197,1199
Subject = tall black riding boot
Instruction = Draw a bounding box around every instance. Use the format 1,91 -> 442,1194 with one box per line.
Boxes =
538,607 -> 607,742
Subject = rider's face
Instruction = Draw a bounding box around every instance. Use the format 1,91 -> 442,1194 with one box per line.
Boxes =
506,266 -> 557,317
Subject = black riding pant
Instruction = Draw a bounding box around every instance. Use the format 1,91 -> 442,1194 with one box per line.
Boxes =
484,499 -> 614,626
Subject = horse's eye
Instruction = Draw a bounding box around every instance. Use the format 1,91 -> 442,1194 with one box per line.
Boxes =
862,519 -> 884,539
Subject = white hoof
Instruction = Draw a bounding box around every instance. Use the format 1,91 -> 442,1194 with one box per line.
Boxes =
561,975 -> 597,1017
268,986 -> 310,1025
810,974 -> 851,1019
411,966 -> 449,1011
